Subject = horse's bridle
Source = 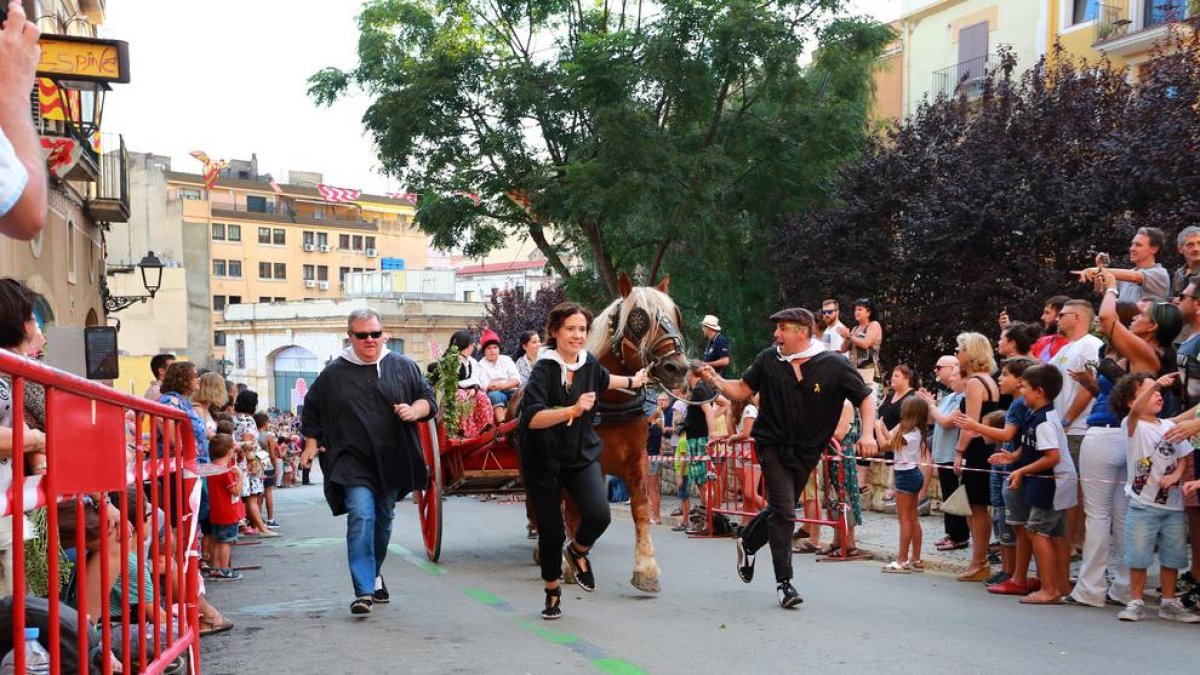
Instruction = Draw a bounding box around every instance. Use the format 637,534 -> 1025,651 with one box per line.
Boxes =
608,304 -> 685,381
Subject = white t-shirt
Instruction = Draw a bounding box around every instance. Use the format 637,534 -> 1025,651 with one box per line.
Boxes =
819,321 -> 846,354
739,404 -> 758,434
0,129 -> 29,218
476,354 -> 520,389
0,377 -> 13,494
1122,417 -> 1194,511
1034,414 -> 1079,511
1051,334 -> 1103,435
895,429 -> 921,470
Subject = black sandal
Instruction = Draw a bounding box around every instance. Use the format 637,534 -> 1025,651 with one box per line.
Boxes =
564,541 -> 596,592
542,586 -> 562,620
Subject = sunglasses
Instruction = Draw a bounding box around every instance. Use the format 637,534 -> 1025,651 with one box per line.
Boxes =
820,309 -> 837,315
351,331 -> 384,340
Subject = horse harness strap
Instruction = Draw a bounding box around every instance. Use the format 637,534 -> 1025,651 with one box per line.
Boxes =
595,393 -> 648,426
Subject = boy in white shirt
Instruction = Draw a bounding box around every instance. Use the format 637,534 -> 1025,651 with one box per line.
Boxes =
1110,372 -> 1200,623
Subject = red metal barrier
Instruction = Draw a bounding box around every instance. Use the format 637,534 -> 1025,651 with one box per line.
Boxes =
1,351 -> 200,674
699,439 -> 856,562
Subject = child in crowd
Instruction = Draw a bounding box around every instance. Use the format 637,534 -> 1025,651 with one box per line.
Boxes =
1110,372 -> 1200,622
875,396 -> 929,573
992,365 -> 1077,605
206,433 -> 245,581
960,356 -> 1038,594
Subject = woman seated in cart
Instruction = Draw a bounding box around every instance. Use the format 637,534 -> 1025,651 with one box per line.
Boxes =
449,330 -> 495,437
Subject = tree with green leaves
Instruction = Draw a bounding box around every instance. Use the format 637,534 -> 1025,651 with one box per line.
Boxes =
779,33 -> 1200,375
311,0 -> 893,366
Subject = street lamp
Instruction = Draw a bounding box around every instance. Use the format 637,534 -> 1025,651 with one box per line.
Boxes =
103,251 -> 165,313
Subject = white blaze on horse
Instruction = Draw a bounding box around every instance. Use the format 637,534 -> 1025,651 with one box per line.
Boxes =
564,273 -> 690,593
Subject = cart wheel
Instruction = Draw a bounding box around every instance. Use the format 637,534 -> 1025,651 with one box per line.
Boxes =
415,419 -> 443,562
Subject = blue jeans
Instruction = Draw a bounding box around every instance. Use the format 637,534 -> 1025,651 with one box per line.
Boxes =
1124,501 -> 1188,570
486,389 -> 514,408
344,485 -> 400,597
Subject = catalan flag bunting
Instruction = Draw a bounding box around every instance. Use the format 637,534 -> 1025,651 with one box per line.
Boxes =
317,184 -> 362,203
454,190 -> 481,207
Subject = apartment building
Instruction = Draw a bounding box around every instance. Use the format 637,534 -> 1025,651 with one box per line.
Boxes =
161,163 -> 425,369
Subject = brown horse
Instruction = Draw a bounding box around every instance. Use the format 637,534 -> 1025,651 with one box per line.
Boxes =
559,273 -> 690,593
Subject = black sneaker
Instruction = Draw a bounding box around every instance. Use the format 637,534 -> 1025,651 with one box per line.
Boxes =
777,581 -> 803,609
373,575 -> 390,603
564,541 -> 596,592
736,538 -> 755,584
350,596 -> 373,615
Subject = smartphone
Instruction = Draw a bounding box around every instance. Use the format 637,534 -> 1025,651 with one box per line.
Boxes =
1096,252 -> 1111,268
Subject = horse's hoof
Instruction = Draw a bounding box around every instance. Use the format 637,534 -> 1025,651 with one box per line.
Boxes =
630,571 -> 660,594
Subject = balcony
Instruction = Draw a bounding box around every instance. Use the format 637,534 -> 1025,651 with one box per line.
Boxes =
932,54 -> 997,101
208,201 -> 380,231
86,132 -> 129,222
1095,1 -> 1193,53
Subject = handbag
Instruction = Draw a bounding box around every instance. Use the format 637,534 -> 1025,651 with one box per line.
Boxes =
941,484 -> 972,517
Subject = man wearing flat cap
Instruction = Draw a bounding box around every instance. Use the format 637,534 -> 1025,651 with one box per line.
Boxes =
700,314 -> 731,377
699,307 -> 878,609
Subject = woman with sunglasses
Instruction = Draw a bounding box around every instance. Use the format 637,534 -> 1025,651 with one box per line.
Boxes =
1066,272 -> 1182,608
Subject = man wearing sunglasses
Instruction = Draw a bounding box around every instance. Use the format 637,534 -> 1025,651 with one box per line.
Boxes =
816,298 -> 846,354
301,309 -> 437,616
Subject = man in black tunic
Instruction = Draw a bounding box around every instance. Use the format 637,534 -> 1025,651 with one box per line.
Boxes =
301,309 -> 437,615
699,308 -> 878,608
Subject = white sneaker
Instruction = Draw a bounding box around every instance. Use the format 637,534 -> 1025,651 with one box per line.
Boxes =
1118,600 -> 1146,622
1158,599 -> 1200,623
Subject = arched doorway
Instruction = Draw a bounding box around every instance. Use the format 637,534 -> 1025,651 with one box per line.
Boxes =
270,345 -> 320,413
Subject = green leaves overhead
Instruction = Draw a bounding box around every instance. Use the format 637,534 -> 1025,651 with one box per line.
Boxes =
312,0 -> 892,366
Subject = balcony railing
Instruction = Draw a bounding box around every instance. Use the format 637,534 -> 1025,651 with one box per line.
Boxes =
1096,1 -> 1192,44
932,54 -> 997,101
87,132 -> 130,222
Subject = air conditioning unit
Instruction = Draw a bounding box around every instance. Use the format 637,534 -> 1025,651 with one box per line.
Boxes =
318,281 -> 330,290
304,280 -> 317,288
365,248 -> 379,258
303,243 -> 315,252
319,244 -> 332,253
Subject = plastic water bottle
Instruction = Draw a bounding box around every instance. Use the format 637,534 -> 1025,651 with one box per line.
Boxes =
0,627 -> 51,674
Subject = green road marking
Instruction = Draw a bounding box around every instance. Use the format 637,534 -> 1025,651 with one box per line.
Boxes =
388,543 -> 447,575
284,537 -> 343,548
462,588 -> 505,605
515,618 -> 581,645
591,659 -> 649,675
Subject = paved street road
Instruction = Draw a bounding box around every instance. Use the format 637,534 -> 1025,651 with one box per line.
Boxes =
201,485 -> 1196,674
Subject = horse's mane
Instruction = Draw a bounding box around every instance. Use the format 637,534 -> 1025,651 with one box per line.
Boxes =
585,286 -> 678,358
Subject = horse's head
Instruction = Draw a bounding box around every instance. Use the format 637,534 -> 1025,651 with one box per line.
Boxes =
589,273 -> 690,391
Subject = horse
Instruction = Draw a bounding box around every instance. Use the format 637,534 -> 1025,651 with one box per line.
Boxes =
562,272 -> 690,593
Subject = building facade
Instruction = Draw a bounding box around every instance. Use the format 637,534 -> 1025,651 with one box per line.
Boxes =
0,1 -> 131,377
218,297 -> 485,411
147,163 -> 425,370
1049,0 -> 1195,71
899,0 -> 1047,117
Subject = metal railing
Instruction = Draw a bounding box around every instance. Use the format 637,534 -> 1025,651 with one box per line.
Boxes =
88,133 -> 130,222
0,351 -> 201,674
1096,1 -> 1191,44
931,54 -> 997,101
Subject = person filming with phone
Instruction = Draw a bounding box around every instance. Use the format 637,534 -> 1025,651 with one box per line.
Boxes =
300,309 -> 437,616
1074,226 -> 1171,304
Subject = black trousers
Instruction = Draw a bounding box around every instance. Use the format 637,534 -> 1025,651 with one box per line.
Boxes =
740,448 -> 814,584
937,463 -> 970,543
524,460 -> 612,582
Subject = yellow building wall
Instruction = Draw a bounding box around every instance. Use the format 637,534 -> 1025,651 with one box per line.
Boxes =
902,0 -> 1045,117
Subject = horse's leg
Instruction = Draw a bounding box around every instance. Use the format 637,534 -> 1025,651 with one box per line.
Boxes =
624,445 -> 661,593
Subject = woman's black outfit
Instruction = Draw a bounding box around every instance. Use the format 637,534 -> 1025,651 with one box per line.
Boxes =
959,376 -> 1001,506
518,353 -> 613,582
878,389 -> 915,461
